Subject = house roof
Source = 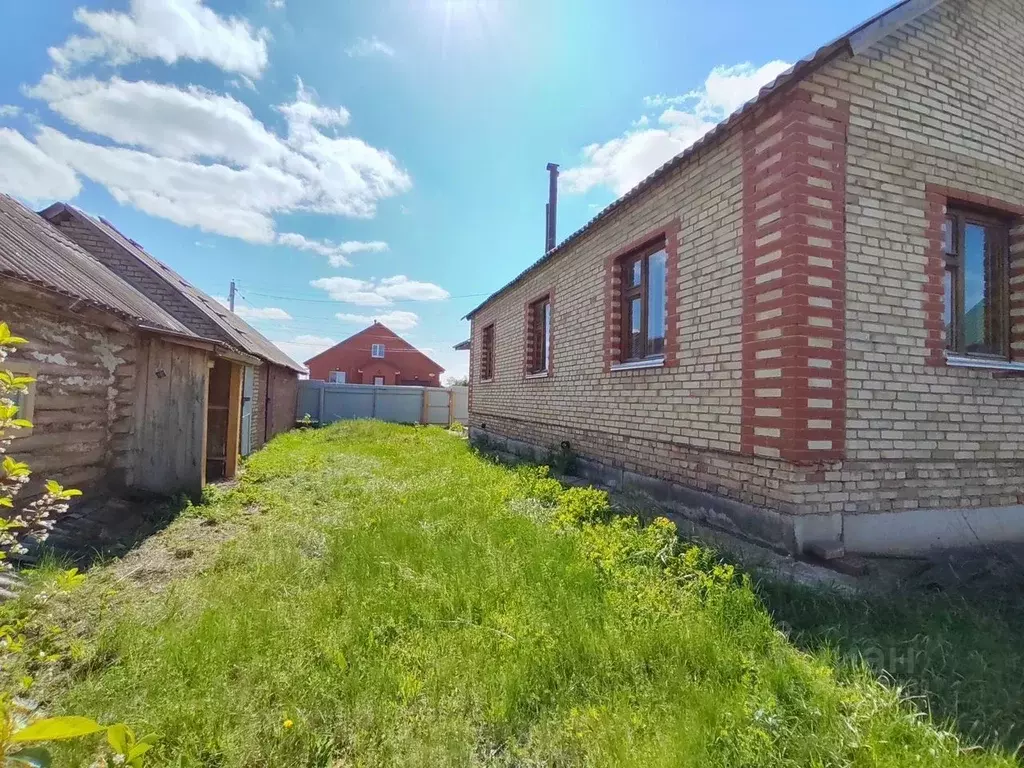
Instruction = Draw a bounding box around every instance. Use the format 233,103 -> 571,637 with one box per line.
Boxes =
305,322 -> 445,372
0,194 -> 198,337
40,203 -> 305,373
453,339 -> 471,351
465,0 -> 945,320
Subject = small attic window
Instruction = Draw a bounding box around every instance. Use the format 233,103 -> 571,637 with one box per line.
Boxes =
371,343 -> 385,358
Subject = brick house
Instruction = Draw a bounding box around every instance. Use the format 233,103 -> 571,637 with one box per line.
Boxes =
466,0 -> 1024,555
305,322 -> 445,386
39,203 -> 303,475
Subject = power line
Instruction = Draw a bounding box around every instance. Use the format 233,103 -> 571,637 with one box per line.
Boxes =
240,288 -> 492,304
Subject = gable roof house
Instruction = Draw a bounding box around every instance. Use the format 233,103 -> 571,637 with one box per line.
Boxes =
39,203 -> 304,479
0,193 -> 301,502
305,322 -> 445,386
0,193 -> 220,497
466,0 -> 1024,556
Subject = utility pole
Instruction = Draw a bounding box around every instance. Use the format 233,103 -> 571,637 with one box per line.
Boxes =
229,280 -> 236,312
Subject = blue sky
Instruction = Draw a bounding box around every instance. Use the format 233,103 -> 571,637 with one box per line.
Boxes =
0,0 -> 888,380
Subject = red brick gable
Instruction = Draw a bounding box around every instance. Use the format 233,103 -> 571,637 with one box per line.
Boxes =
305,323 -> 445,386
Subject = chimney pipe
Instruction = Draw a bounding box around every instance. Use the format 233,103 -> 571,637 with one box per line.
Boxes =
545,162 -> 559,253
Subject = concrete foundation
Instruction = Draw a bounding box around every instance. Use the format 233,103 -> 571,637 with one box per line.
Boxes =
471,427 -> 1024,556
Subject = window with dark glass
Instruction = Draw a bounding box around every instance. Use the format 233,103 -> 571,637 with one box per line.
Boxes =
527,296 -> 551,374
943,207 -> 1010,358
480,323 -> 495,381
620,242 -> 667,362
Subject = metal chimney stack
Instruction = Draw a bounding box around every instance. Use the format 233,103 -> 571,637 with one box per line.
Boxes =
545,162 -> 559,253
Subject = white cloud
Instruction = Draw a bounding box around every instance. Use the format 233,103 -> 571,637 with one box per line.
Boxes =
49,0 -> 269,78
563,60 -> 791,196
26,74 -> 284,165
276,77 -> 349,142
227,75 -> 257,92
272,334 -> 335,365
277,232 -> 388,267
21,76 -> 411,241
35,126 -> 303,242
346,36 -> 395,58
0,128 -> 81,204
0,105 -> 21,118
309,277 -> 388,306
267,0 -> 286,8
213,296 -> 292,320
376,275 -> 449,302
642,94 -> 689,108
310,275 -> 449,306
335,310 -> 418,331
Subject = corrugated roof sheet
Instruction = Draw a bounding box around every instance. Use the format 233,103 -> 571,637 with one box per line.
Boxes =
0,194 -> 195,336
465,0 -> 933,319
59,206 -> 304,373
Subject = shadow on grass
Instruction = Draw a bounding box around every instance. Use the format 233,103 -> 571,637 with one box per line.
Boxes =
759,578 -> 1024,756
26,492 -> 194,572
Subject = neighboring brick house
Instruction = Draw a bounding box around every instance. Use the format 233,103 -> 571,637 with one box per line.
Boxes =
39,204 -> 304,459
466,0 -> 1024,555
306,322 -> 444,386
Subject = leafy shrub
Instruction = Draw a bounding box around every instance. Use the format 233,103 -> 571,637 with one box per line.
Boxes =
505,465 -> 563,506
553,487 -> 610,527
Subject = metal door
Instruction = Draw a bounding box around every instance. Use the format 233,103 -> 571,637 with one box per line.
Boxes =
240,365 -> 254,456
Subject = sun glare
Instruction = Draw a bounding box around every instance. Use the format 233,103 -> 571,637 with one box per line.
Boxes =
425,0 -> 501,52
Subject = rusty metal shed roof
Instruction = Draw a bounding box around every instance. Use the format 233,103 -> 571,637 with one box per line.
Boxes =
0,194 -> 196,336
465,0 -> 942,319
41,204 -> 304,373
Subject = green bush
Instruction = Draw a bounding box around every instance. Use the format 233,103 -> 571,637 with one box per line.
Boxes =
553,486 -> 610,527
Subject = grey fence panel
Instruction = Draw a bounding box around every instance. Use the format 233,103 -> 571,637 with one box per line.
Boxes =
296,381 -> 322,421
424,389 -> 451,425
297,381 -> 462,426
323,385 -> 375,422
374,386 -> 424,424
450,386 -> 469,423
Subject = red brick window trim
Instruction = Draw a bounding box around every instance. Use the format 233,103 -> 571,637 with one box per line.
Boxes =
924,185 -> 1024,366
603,222 -> 680,372
480,323 -> 495,382
524,290 -> 553,377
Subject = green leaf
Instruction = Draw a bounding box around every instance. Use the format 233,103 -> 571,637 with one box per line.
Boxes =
127,742 -> 154,760
11,420 -> 33,429
43,481 -> 61,496
0,497 -> 12,508
107,723 -> 129,754
6,747 -> 53,767
11,716 -> 106,743
3,458 -> 30,477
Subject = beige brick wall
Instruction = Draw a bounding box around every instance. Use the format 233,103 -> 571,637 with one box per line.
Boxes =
470,132 -> 746,462
471,0 -> 1024,518
799,0 -> 1024,510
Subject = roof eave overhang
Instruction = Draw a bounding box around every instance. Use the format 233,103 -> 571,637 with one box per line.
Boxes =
464,0 -> 947,321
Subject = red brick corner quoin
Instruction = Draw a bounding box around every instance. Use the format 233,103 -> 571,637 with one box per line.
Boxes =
602,221 -> 681,373
741,86 -> 849,464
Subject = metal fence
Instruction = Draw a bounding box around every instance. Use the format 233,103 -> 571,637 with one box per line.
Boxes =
297,382 -> 468,426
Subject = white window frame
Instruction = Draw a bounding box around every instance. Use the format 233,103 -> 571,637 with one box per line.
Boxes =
371,343 -> 385,358
3,362 -> 37,437
329,370 -> 346,383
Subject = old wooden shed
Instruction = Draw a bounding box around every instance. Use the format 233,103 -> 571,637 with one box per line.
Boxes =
0,194 -> 302,499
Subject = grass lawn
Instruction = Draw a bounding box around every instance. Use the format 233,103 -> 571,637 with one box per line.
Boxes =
4,422 -> 1020,766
